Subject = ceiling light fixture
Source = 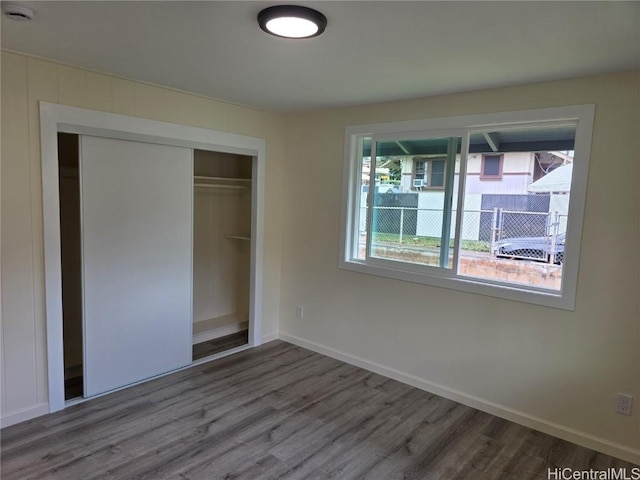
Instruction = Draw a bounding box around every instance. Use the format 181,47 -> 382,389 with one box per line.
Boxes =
258,5 -> 327,39
2,4 -> 34,21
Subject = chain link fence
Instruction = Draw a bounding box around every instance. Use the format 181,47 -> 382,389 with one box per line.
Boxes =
491,209 -> 566,263
359,205 -> 567,264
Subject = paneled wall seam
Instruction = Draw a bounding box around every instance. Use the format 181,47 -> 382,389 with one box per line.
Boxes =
25,58 -> 39,408
1,53 -> 38,413
1,280 -> 6,413
30,59 -> 61,405
1,57 -> 9,414
109,79 -> 115,113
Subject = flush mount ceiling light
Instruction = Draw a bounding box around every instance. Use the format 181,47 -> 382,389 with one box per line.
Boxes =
258,5 -> 327,39
2,3 -> 34,21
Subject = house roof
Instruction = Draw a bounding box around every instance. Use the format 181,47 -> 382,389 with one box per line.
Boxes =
528,164 -> 573,193
1,1 -> 638,112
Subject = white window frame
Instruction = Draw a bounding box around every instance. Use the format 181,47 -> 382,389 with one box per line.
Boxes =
340,105 -> 595,310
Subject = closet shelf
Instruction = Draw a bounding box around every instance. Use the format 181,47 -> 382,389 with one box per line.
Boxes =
194,176 -> 251,190
194,175 -> 250,183
194,176 -> 251,182
224,234 -> 251,241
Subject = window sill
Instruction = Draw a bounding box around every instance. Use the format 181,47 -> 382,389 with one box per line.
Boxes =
339,258 -> 574,311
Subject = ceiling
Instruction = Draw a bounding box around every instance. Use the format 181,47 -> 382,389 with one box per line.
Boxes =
1,1 -> 638,112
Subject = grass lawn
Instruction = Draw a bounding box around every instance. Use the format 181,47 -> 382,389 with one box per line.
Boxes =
372,232 -> 491,252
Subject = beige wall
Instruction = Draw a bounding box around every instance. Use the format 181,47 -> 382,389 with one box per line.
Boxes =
2,48 -> 639,462
279,72 -> 640,460
0,51 -> 285,420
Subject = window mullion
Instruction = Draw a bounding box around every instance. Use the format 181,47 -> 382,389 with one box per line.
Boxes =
351,136 -> 364,259
439,137 -> 458,268
364,140 -> 377,260
451,133 -> 469,273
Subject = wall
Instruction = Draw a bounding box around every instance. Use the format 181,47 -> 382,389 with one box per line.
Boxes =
466,152 -> 533,195
0,51 -> 285,425
2,48 -> 638,463
279,72 -> 640,462
467,151 -> 533,174
401,152 -> 534,194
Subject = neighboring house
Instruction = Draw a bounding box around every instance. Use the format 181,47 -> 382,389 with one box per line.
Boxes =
389,151 -> 571,195
372,151 -> 572,241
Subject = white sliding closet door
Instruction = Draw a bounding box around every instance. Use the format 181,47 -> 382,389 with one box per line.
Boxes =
80,136 -> 192,397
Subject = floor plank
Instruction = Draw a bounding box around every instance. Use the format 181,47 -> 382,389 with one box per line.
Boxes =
1,340 -> 637,480
192,330 -> 249,361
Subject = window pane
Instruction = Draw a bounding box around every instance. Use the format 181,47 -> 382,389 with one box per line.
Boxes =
355,137 -> 371,260
460,125 -> 576,290
430,159 -> 445,187
370,136 -> 460,268
482,155 -> 501,176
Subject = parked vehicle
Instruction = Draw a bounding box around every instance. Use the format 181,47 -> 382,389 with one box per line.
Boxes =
495,232 -> 565,264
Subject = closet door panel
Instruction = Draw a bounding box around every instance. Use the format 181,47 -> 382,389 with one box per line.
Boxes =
80,136 -> 192,397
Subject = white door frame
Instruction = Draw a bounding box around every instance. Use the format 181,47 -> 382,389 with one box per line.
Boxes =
40,102 -> 265,413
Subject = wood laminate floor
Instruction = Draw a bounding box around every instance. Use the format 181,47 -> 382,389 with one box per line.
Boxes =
62,331 -> 250,402
193,330 -> 249,361
1,340 -> 636,480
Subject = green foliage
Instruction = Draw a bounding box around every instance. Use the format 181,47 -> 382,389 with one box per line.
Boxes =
388,167 -> 402,182
371,232 -> 490,252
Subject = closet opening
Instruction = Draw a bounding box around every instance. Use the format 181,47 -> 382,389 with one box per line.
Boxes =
192,150 -> 252,361
42,103 -> 265,413
58,132 -> 83,401
56,139 -> 255,403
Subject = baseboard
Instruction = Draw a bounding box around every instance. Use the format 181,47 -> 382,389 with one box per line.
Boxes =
261,331 -> 279,344
3,331 -> 273,429
1,403 -> 49,429
279,332 -> 640,465
192,322 -> 248,345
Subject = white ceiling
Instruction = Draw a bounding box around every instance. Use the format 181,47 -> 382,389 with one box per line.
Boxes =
2,1 -> 638,112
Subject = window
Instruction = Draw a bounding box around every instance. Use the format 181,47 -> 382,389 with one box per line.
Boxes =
481,154 -> 503,179
430,159 -> 445,187
413,158 -> 446,189
414,160 -> 426,187
340,105 -> 595,310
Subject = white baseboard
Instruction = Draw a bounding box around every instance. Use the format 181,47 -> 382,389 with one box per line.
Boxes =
279,332 -> 640,465
192,322 -> 248,345
261,331 -> 278,344
1,403 -> 50,429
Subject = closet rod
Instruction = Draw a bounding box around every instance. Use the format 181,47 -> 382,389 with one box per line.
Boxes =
193,184 -> 248,190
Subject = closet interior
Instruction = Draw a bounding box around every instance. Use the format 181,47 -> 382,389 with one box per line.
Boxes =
58,136 -> 253,401
58,133 -> 83,400
192,149 -> 252,360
